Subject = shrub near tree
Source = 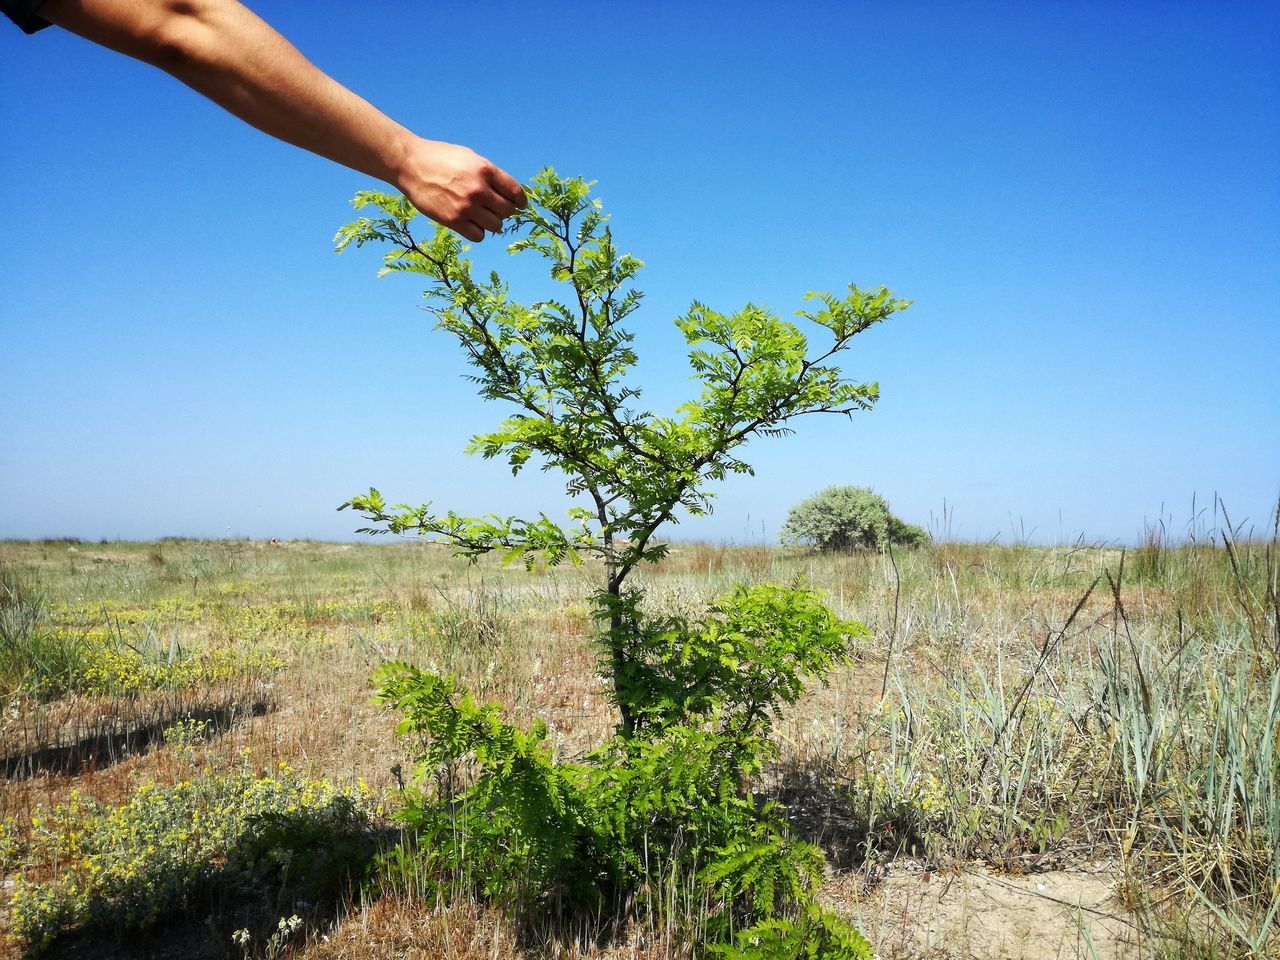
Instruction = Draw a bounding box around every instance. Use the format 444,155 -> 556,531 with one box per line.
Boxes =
781,485 -> 929,552
335,169 -> 911,957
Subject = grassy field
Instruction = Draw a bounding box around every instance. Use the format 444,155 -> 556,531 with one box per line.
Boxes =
1,525 -> 1277,959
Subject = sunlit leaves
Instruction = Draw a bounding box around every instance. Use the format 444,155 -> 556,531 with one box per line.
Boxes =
797,285 -> 911,342
333,168 -> 909,584
618,582 -> 865,740
338,488 -> 591,568
374,583 -> 875,955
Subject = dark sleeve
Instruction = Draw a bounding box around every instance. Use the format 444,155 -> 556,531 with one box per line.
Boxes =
2,0 -> 50,34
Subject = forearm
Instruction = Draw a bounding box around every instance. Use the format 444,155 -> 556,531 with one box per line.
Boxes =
40,0 -> 413,186
36,0 -> 524,240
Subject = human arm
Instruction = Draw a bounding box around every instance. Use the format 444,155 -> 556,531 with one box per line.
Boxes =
35,0 -> 524,241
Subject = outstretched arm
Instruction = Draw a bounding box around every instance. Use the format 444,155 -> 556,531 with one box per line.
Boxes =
36,0 -> 524,241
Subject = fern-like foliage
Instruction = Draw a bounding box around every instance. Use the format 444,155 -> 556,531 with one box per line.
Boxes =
610,581 -> 866,741
377,583 -> 868,955
711,905 -> 876,960
375,663 -> 612,911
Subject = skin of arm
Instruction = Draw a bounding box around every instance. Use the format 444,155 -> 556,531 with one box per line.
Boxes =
36,0 -> 525,241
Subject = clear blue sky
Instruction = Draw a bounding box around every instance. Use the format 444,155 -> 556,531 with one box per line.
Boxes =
2,1 -> 1277,544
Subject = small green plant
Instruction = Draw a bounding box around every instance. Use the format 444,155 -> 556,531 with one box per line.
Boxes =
335,168 -> 908,734
375,582 -> 868,952
232,914 -> 304,960
712,905 -> 875,959
0,575 -> 88,700
780,485 -> 928,552
162,717 -> 212,767
336,169 -> 903,955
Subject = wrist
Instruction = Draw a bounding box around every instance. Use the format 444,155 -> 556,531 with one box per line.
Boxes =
383,130 -> 432,195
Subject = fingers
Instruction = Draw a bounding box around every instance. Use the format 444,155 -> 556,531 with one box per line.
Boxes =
454,220 -> 486,243
487,165 -> 527,209
480,191 -> 516,221
443,199 -> 501,243
450,205 -> 501,244
476,167 -> 524,222
469,205 -> 504,235
456,165 -> 519,239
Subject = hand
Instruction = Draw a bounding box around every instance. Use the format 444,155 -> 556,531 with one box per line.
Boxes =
395,138 -> 526,242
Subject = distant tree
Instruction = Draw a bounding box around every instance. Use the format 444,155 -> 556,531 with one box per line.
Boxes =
781,485 -> 929,552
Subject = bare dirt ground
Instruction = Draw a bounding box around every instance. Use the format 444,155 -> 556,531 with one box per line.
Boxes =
830,863 -> 1137,960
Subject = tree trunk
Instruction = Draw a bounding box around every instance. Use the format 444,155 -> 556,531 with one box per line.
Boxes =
606,576 -> 635,736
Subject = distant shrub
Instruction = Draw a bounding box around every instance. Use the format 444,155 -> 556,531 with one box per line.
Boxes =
780,486 -> 929,552
891,518 -> 931,549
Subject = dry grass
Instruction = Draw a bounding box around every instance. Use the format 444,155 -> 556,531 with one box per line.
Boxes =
0,522 -> 1276,959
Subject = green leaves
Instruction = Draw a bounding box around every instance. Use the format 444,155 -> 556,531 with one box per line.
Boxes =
339,488 -> 591,568
340,171 -> 902,953
333,168 -> 910,587
332,190 -> 419,259
711,906 -> 876,960
375,662 -> 607,910
797,284 -> 912,342
609,582 -> 865,744
699,817 -> 826,919
376,607 -> 873,954
780,485 -> 930,552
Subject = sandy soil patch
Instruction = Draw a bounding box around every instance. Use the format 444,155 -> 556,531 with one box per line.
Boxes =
829,862 -> 1139,960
